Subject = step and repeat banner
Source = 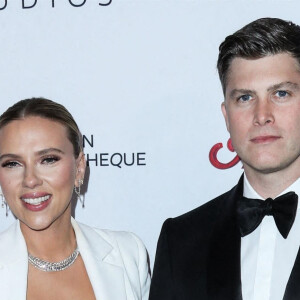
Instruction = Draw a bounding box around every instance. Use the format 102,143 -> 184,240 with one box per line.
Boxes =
0,0 -> 299,267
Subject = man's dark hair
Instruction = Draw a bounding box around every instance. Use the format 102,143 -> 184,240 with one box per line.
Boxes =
217,17 -> 300,94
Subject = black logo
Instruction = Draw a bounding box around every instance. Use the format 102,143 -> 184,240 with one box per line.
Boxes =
83,135 -> 147,169
0,0 -> 112,10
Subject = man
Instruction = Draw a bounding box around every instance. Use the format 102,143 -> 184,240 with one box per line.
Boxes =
149,18 -> 300,300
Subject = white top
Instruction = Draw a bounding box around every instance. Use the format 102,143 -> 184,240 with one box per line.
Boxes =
0,218 -> 150,300
241,175 -> 300,300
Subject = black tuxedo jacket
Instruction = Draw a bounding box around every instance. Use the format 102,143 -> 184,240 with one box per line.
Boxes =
149,176 -> 300,300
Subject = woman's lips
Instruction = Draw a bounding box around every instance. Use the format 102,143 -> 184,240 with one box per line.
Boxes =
20,193 -> 52,212
21,192 -> 50,199
250,135 -> 281,144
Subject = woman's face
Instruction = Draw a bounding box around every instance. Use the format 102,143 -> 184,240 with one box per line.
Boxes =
0,116 -> 85,231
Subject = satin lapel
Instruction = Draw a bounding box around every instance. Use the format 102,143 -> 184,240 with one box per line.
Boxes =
207,176 -> 243,300
72,219 -> 127,300
0,221 -> 28,300
283,246 -> 300,300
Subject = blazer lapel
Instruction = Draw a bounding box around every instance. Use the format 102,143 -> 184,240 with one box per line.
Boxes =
0,221 -> 28,300
0,219 -> 129,300
207,176 -> 244,300
72,219 -> 127,300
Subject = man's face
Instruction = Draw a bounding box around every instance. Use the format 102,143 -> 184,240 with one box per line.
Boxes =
222,53 -> 300,176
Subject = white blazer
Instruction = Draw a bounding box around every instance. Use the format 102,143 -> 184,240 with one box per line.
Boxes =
0,218 -> 150,300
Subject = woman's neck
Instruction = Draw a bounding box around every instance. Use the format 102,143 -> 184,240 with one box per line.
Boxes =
20,211 -> 77,261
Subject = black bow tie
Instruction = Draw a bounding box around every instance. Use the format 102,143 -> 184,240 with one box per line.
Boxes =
237,192 -> 298,239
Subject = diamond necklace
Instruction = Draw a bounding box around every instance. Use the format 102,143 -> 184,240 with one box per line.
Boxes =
28,247 -> 80,272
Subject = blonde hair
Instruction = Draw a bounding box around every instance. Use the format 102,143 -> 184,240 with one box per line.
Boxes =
0,97 -> 82,158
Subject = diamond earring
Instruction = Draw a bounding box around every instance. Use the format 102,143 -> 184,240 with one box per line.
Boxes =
74,179 -> 84,208
0,193 -> 8,217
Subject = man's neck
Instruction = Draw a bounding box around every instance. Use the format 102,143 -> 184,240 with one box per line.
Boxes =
244,164 -> 300,199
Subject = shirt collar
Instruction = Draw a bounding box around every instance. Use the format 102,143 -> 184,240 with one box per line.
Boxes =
243,173 -> 300,208
243,173 -> 263,199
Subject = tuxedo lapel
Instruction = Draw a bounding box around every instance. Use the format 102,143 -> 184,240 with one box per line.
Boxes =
72,219 -> 128,300
207,176 -> 244,300
283,246 -> 300,300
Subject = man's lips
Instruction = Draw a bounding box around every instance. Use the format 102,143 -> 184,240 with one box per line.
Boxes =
250,135 -> 281,144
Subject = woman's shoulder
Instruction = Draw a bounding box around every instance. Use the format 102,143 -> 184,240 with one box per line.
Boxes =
96,227 -> 145,250
74,220 -> 147,260
74,221 -> 150,299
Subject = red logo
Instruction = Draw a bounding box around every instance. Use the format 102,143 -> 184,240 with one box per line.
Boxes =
209,138 -> 240,169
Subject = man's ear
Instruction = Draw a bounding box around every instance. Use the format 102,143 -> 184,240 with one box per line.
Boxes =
221,101 -> 230,132
75,152 -> 86,186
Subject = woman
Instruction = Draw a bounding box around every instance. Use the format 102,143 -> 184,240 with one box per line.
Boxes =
0,97 -> 150,300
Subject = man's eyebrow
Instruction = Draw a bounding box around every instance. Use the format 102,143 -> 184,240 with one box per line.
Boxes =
228,82 -> 300,99
267,81 -> 300,92
0,148 -> 65,161
228,89 -> 257,99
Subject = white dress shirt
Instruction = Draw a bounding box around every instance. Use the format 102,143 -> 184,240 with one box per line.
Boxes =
241,175 -> 300,300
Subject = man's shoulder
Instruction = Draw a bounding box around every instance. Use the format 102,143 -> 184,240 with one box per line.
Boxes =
175,186 -> 235,224
161,184 -> 238,242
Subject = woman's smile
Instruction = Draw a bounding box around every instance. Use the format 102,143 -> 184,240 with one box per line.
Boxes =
0,116 -> 84,231
21,194 -> 52,211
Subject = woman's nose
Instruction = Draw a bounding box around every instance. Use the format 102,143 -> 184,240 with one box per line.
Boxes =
22,167 -> 43,189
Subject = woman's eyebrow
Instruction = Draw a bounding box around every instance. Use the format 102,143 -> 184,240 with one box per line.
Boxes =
0,148 -> 65,161
0,153 -> 21,161
36,148 -> 65,156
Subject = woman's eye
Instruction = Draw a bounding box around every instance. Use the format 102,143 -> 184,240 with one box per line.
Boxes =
1,161 -> 20,168
276,90 -> 289,98
41,156 -> 60,164
238,94 -> 252,102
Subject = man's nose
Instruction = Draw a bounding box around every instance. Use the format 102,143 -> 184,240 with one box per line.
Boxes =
253,99 -> 275,126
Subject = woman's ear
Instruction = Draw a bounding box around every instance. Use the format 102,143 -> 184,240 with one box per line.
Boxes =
75,152 -> 86,187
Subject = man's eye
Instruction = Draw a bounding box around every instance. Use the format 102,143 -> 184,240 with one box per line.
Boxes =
238,94 -> 252,102
41,156 -> 60,164
276,90 -> 289,98
1,161 -> 20,168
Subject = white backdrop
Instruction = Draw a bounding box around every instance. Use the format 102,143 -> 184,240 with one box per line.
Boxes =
0,0 -> 299,268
